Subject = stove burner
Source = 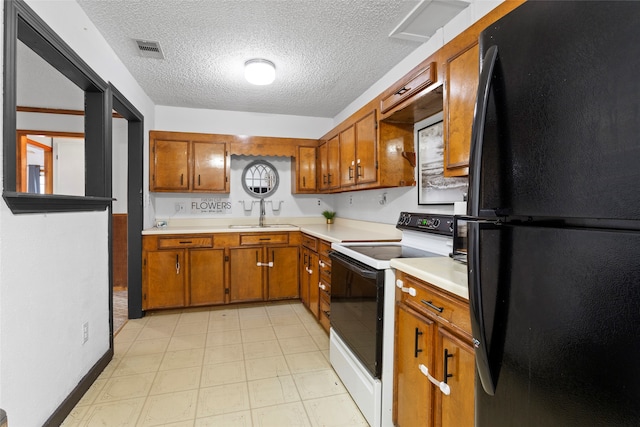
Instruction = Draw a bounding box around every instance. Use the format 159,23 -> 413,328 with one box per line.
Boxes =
343,245 -> 439,261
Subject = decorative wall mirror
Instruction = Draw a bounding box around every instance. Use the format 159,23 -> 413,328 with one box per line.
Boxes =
241,160 -> 279,198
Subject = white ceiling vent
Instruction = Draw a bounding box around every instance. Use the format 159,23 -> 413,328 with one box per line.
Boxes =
135,39 -> 165,59
389,0 -> 470,43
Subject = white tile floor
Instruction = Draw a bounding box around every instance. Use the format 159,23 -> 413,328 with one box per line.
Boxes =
62,301 -> 369,426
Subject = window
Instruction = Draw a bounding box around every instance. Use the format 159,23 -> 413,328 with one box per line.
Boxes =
3,0 -> 112,213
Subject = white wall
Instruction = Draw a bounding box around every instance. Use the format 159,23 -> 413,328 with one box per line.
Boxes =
155,155 -> 333,221
0,1 -> 155,425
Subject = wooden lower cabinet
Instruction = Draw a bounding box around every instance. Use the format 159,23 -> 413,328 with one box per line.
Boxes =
189,248 -> 225,306
267,246 -> 300,300
395,304 -> 434,427
300,246 -> 319,317
143,232 -> 299,310
229,247 -> 264,303
436,328 -> 475,427
144,249 -> 186,310
229,245 -> 299,303
394,271 -> 475,427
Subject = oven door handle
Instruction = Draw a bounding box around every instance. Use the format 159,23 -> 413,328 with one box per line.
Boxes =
343,262 -> 378,279
330,251 -> 380,279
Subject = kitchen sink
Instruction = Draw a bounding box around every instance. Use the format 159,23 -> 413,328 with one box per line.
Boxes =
228,224 -> 297,229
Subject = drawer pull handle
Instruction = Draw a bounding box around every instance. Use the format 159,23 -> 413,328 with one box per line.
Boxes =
444,349 -> 454,384
396,279 -> 416,297
259,238 -> 271,241
421,299 -> 444,313
179,241 -> 193,244
396,86 -> 411,95
414,327 -> 423,358
419,364 -> 451,396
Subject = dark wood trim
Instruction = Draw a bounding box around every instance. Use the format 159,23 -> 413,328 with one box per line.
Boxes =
17,105 -> 124,118
2,192 -> 113,213
43,349 -> 113,427
110,83 -> 145,320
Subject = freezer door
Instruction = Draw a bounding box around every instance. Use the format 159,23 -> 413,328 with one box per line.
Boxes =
469,1 -> 640,222
470,222 -> 640,426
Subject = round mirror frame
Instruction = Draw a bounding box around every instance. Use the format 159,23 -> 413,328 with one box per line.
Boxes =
241,160 -> 279,198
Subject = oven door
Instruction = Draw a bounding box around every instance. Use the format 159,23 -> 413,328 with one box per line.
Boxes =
329,251 -> 385,378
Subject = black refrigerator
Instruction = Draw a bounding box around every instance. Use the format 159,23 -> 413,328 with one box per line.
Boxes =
467,2 -> 640,426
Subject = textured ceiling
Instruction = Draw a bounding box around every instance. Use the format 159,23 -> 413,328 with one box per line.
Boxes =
75,0 -> 435,118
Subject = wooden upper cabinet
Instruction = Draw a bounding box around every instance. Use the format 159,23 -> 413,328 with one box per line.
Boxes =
149,131 -> 230,193
327,135 -> 341,190
152,139 -> 190,191
318,142 -> 329,191
339,125 -> 356,188
381,62 -> 437,115
338,110 -> 378,189
355,111 -> 377,185
443,41 -> 478,177
192,141 -> 227,191
293,145 -> 317,193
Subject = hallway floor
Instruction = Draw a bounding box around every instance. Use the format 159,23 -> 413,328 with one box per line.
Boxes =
62,302 -> 369,426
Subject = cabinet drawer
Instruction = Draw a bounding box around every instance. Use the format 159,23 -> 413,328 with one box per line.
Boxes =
301,234 -> 318,251
240,233 -> 289,245
380,62 -> 436,114
398,274 -> 471,335
319,240 -> 332,258
157,236 -> 213,249
318,257 -> 331,281
319,297 -> 330,332
319,279 -> 331,298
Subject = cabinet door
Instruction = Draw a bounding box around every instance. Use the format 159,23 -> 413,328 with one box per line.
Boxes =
144,249 -> 185,309
443,41 -> 478,177
193,141 -> 227,192
327,135 -> 341,190
189,248 -> 225,306
151,139 -> 189,191
300,248 -> 310,306
435,329 -> 475,427
355,111 -> 377,185
229,247 -> 264,302
339,125 -> 356,188
395,304 -> 435,427
267,246 -> 300,300
307,251 -> 320,318
295,146 -> 317,193
318,142 -> 329,191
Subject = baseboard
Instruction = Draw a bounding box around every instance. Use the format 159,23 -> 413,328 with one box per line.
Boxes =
43,348 -> 113,426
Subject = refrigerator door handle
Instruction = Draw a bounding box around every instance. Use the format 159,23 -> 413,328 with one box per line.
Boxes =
468,220 -> 497,395
468,45 -> 498,217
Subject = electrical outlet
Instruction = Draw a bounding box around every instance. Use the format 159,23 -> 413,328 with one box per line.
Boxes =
174,202 -> 186,213
82,322 -> 89,344
317,199 -> 321,206
349,195 -> 353,205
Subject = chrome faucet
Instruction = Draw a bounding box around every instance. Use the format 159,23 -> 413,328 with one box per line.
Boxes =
259,198 -> 266,227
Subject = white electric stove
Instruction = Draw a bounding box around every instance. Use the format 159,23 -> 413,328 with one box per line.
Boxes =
329,212 -> 454,427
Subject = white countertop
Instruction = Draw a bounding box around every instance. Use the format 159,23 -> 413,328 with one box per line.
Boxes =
390,257 -> 469,300
142,217 -> 402,243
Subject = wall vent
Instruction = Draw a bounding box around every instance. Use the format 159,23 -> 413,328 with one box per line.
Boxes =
135,39 -> 165,59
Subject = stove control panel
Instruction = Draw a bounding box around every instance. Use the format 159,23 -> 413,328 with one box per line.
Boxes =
396,212 -> 454,236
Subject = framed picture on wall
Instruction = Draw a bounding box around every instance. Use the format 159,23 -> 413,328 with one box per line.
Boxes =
417,120 -> 468,205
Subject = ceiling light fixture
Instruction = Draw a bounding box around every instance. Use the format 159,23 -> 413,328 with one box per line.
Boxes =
244,59 -> 276,85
